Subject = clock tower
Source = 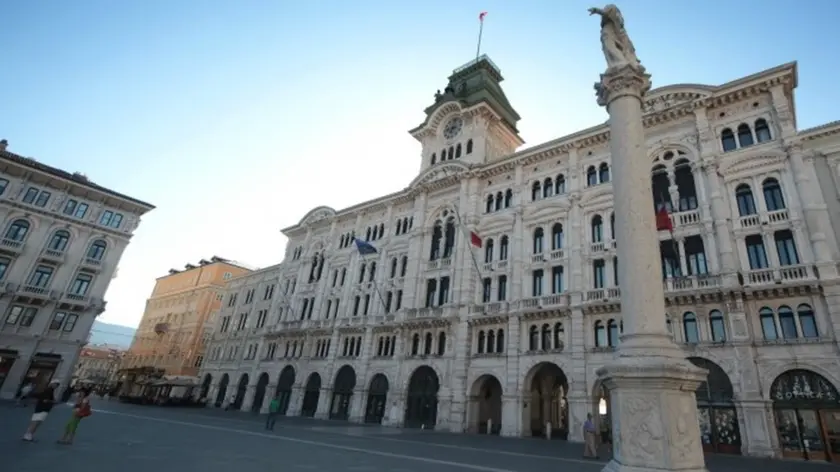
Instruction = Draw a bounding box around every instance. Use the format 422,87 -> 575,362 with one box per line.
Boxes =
408,55 -> 524,173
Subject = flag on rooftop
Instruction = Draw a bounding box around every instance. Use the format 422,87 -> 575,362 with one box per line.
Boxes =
354,238 -> 378,255
479,11 -> 487,22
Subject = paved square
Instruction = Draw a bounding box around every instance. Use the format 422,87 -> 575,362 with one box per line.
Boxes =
1,401 -> 835,472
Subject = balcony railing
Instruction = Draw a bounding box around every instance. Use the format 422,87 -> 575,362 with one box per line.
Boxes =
745,264 -> 814,286
738,209 -> 790,229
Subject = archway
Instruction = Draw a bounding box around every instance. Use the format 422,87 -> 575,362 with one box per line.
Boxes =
251,372 -> 270,413
330,365 -> 357,420
200,373 -> 212,399
404,365 -> 440,429
688,357 -> 741,454
301,372 -> 321,417
770,369 -> 840,461
525,362 -> 568,439
592,381 -> 612,446
275,366 -> 295,415
365,373 -> 389,424
469,375 -> 503,435
233,373 -> 249,410
214,373 -> 229,407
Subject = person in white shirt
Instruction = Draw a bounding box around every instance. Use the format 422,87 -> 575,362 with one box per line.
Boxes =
16,382 -> 33,407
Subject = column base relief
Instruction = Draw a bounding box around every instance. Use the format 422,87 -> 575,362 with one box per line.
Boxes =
598,354 -> 709,472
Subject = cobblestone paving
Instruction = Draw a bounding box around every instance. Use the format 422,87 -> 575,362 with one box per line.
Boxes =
1,400 -> 837,472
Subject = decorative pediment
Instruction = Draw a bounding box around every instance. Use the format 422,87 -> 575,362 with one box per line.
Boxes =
643,85 -> 713,114
580,185 -> 614,207
410,162 -> 470,189
524,202 -> 571,223
718,149 -> 787,180
299,206 -> 336,226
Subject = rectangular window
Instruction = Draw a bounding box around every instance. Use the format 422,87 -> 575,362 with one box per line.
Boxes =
425,279 -> 437,308
385,292 -> 392,313
5,305 -> 23,324
353,296 -> 360,316
745,235 -> 768,270
23,187 -> 38,204
70,273 -> 93,295
551,266 -> 564,294
593,260 -> 605,289
75,203 -> 89,218
497,275 -> 507,301
110,213 -> 123,228
34,191 -> 51,208
395,290 -> 402,310
63,199 -> 78,215
63,314 -> 78,332
482,278 -> 492,303
775,232 -> 800,266
0,257 -> 9,280
99,210 -> 114,226
49,312 -> 66,330
28,265 -> 54,288
0,178 -> 8,196
532,270 -> 544,297
438,276 -> 450,305
363,294 -> 370,315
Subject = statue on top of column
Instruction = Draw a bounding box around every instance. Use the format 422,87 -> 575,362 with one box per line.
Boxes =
588,5 -> 642,71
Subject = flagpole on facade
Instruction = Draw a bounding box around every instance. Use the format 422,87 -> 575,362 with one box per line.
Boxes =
476,12 -> 487,61
353,238 -> 389,313
656,192 -> 680,276
363,254 -> 390,312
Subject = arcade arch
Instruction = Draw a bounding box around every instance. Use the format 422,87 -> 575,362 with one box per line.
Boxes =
468,374 -> 503,435
524,362 -> 569,439
301,373 -> 322,417
365,374 -> 389,424
770,369 -> 840,461
404,366 -> 440,429
275,366 -> 295,415
251,372 -> 269,413
215,373 -> 229,407
233,373 -> 249,410
330,365 -> 357,420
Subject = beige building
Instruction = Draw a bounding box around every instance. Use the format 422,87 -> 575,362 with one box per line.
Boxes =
0,140 -> 154,399
200,58 -> 840,461
121,257 -> 252,377
72,344 -> 123,387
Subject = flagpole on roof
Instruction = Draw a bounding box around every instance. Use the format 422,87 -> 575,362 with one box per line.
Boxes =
476,12 -> 487,62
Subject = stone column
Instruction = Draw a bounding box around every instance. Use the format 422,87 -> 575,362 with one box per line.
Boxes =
592,29 -> 708,472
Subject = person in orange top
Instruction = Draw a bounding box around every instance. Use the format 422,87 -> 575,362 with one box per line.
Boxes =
57,388 -> 93,445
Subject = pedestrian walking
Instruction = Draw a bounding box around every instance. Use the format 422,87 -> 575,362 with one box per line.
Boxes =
22,381 -> 59,442
582,413 -> 599,459
266,395 -> 280,430
16,381 -> 33,407
57,389 -> 93,445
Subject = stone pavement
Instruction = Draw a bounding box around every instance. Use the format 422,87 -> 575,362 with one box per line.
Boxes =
1,400 -> 837,472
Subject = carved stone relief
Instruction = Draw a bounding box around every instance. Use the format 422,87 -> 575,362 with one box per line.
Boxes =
618,394 -> 664,464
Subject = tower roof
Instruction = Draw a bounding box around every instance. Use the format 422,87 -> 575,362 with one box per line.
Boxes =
410,55 -> 521,136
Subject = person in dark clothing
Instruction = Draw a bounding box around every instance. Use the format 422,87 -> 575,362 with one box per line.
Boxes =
22,381 -> 59,442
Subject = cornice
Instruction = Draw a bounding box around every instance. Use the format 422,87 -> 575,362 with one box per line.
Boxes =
795,120 -> 840,143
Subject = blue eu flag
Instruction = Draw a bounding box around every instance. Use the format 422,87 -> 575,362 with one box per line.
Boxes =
353,238 -> 378,255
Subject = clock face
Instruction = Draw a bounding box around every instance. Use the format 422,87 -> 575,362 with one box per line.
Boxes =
443,117 -> 463,140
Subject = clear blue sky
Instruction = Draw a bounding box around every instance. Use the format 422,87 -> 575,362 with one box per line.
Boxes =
1,1 -> 838,328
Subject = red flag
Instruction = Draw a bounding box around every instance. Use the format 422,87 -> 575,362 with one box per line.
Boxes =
470,231 -> 483,248
479,11 -> 487,22
655,207 -> 673,232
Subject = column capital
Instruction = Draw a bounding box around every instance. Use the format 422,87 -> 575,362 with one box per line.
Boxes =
595,64 -> 652,108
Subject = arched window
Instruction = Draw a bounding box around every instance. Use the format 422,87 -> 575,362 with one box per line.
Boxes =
486,330 -> 495,353
466,139 -> 473,154
378,223 -> 384,238
551,223 -> 563,250
736,123 -> 754,148
484,238 -> 494,264
395,220 -> 402,236
531,181 -> 541,201
721,128 -> 737,152
683,312 -> 699,343
424,332 -> 433,355
594,321 -> 606,347
429,222 -> 443,260
504,189 -> 513,208
366,227 -> 371,241
591,215 -> 603,243
607,319 -> 619,346
541,324 -> 551,351
755,118 -> 772,143
709,310 -> 726,342
762,178 -> 785,211
543,178 -> 553,198
485,195 -> 493,213
496,329 -> 504,352
437,332 -> 446,355
494,192 -> 503,211
586,166 -> 598,186
358,263 -> 366,284
598,163 -> 610,183
533,228 -> 544,254
430,153 -> 436,165
47,230 -> 71,252
778,305 -> 797,339
87,240 -> 107,261
368,262 -> 377,282
759,306 -> 778,340
553,322 -> 563,349
443,218 -> 456,258
455,143 -> 462,158
734,184 -> 757,216
555,175 -> 566,194
796,304 -> 819,338
447,147 -> 454,160
477,331 -> 485,354
390,258 -> 398,278
528,325 -> 538,351
499,236 -> 509,260
411,333 -> 420,355
400,256 -> 408,277
4,219 -> 30,242
610,213 -> 615,240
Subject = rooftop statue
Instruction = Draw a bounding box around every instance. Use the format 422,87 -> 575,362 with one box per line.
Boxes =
588,5 -> 642,71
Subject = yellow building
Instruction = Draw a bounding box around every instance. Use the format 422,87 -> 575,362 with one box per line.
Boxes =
122,256 -> 252,377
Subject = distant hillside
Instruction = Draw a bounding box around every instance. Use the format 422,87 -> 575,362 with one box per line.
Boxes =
88,321 -> 136,349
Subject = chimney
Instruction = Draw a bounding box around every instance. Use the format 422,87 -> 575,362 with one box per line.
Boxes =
0,139 -> 7,152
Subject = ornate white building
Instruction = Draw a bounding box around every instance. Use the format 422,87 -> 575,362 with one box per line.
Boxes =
199,57 -> 840,461
0,140 -> 154,399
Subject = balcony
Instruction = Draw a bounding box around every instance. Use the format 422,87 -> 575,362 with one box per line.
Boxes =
549,249 -> 565,260
663,275 -> 722,293
745,264 -> 815,286
522,294 -> 570,310
426,257 -> 452,271
80,257 -> 104,271
0,238 -> 23,255
40,248 -> 66,263
737,209 -> 790,230
670,209 -> 701,228
585,287 -> 621,302
19,285 -> 54,299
